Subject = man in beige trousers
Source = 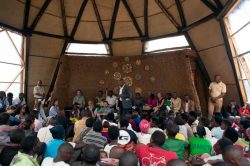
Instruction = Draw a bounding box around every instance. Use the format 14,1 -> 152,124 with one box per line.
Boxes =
208,75 -> 226,120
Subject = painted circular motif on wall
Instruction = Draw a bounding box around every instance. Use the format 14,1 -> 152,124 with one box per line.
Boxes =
123,76 -> 133,86
135,59 -> 142,66
150,76 -> 156,82
135,87 -> 142,93
124,57 -> 130,62
122,64 -> 132,74
112,62 -> 118,68
99,80 -> 105,85
134,74 -> 142,80
113,72 -> 122,80
104,69 -> 109,75
144,65 -> 150,71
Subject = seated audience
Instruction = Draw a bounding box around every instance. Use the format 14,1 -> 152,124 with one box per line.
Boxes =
188,111 -> 199,131
119,152 -> 138,166
0,113 -> 15,144
22,117 -> 35,137
0,129 -> 25,166
163,124 -> 187,160
175,116 -> 188,141
13,92 -> 26,107
148,116 -> 163,134
132,109 -> 141,131
189,125 -> 212,155
153,92 -> 166,112
73,90 -> 85,109
10,135 -> 40,166
49,99 -> 59,118
181,113 -> 194,139
85,100 -> 95,117
78,118 -> 94,142
225,101 -> 240,117
0,91 -> 9,113
211,116 -> 224,139
238,102 -> 250,117
171,92 -> 182,112
106,90 -> 117,109
137,119 -> 151,145
73,110 -> 91,142
222,145 -> 249,166
82,121 -> 107,149
103,112 -> 117,126
165,93 -> 172,111
133,92 -> 145,111
56,110 -> 72,131
167,159 -> 186,166
181,95 -> 195,113
37,117 -> 57,143
94,101 -> 111,119
42,143 -> 74,166
104,126 -> 124,159
15,106 -> 27,123
136,131 -> 178,165
7,92 -> 13,106
146,93 -> 157,108
101,121 -> 110,142
44,125 -> 65,158
95,90 -> 105,106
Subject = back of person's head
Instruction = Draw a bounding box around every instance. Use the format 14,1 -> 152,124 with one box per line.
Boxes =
223,127 -> 239,143
199,117 -> 210,128
181,112 -> 189,122
49,117 -> 58,126
86,118 -> 94,128
23,119 -> 34,130
151,131 -> 165,146
167,159 -> 186,166
107,112 -> 115,121
217,138 -> 233,153
7,92 -> 13,98
167,124 -> 179,138
120,118 -> 129,128
0,113 -> 10,125
221,119 -> 232,129
21,135 -> 40,154
9,128 -> 25,144
50,125 -> 65,139
103,121 -> 110,128
119,152 -> 138,166
196,125 -> 206,138
222,145 -> 243,165
189,111 -> 198,119
213,116 -> 223,126
240,119 -> 250,130
174,116 -> 186,125
58,143 -> 74,162
150,116 -> 159,127
108,126 -> 119,141
93,121 -> 103,132
139,119 -> 150,133
82,144 -> 100,165
141,111 -> 148,120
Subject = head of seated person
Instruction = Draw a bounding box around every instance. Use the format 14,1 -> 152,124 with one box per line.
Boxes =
223,127 -> 239,144
150,130 -> 165,147
50,125 -> 65,140
82,144 -> 100,165
86,118 -> 94,128
199,116 -> 210,128
211,116 -> 223,128
119,152 -> 138,166
214,137 -> 233,154
166,124 -> 179,138
195,125 -> 206,138
167,159 -> 186,166
221,119 -> 232,130
222,145 -> 248,166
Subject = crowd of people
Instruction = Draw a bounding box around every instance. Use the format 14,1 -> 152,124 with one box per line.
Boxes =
0,77 -> 249,166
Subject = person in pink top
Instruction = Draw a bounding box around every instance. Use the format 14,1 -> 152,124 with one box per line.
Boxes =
146,94 -> 158,107
136,131 -> 178,166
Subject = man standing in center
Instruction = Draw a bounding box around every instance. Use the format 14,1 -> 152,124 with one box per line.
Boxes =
118,79 -> 132,116
208,75 -> 226,120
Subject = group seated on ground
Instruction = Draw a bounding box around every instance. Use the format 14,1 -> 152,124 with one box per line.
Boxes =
0,90 -> 249,166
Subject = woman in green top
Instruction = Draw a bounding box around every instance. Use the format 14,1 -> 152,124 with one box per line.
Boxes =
189,125 -> 212,155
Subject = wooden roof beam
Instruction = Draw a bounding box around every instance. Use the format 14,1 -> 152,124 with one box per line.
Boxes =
144,0 -> 148,38
23,0 -> 31,30
201,0 -> 220,14
30,0 -> 52,31
175,0 -> 186,27
60,0 -> 68,37
122,0 -> 143,37
155,0 -> 181,30
109,0 -> 120,40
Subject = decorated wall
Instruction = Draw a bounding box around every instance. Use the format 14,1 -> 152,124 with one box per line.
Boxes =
53,49 -> 207,112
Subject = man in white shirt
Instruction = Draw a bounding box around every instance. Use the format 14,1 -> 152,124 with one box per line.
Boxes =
33,80 -> 45,105
106,90 -> 117,109
42,143 -> 73,166
208,75 -> 226,120
37,117 -> 57,143
12,92 -> 26,107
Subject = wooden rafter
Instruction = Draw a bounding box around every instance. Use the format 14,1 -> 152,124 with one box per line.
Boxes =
91,0 -> 106,40
30,0 -> 52,31
214,0 -> 223,10
70,0 -> 89,38
155,0 -> 181,30
109,0 -> 120,39
144,0 -> 148,37
175,0 -> 186,27
60,0 -> 68,36
201,0 -> 220,14
23,0 -> 31,30
122,0 -> 143,37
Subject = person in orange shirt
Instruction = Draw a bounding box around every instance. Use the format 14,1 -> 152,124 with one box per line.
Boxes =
208,75 -> 226,120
